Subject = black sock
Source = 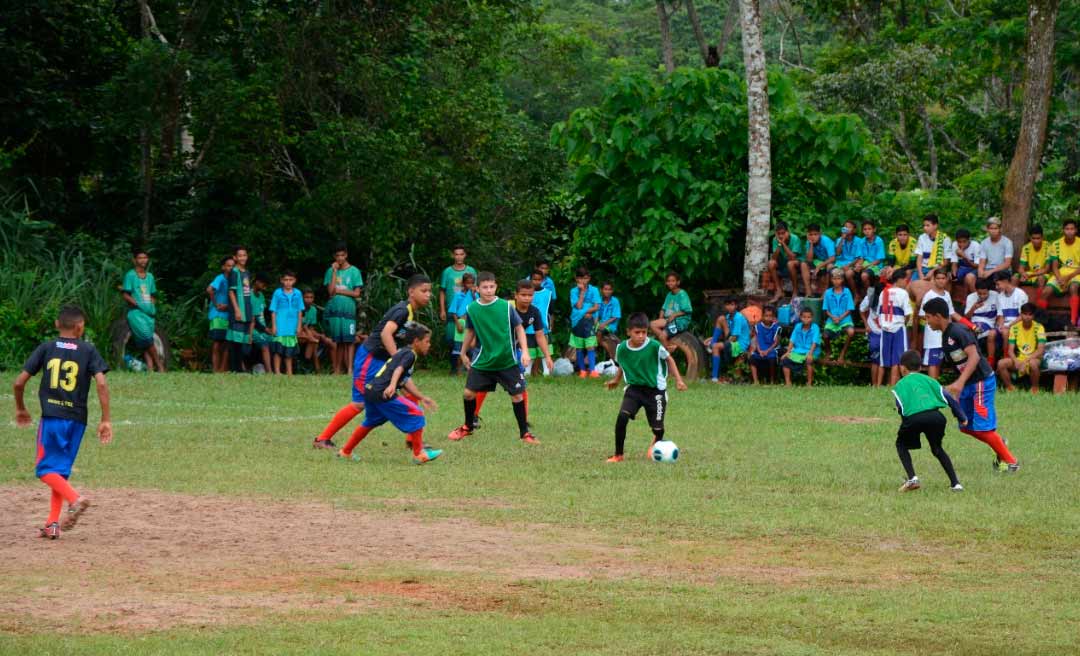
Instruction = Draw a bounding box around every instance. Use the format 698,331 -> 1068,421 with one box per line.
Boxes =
895,441 -> 916,480
229,342 -> 244,373
615,413 -> 629,455
513,399 -> 528,437
464,397 -> 477,430
652,429 -> 664,442
449,353 -> 459,374
931,445 -> 960,486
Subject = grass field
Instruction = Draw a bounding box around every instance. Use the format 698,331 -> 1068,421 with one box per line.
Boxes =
1,371 -> 1078,655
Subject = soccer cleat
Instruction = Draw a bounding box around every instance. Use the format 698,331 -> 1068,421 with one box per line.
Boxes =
898,477 -> 921,492
646,438 -> 658,459
336,449 -> 361,462
413,447 -> 442,464
312,438 -> 337,450
39,522 -> 61,540
606,455 -> 624,463
447,425 -> 473,441
995,459 -> 1009,473
589,370 -> 601,378
521,433 -> 540,444
1006,462 -> 1021,473
951,483 -> 964,492
61,497 -> 91,531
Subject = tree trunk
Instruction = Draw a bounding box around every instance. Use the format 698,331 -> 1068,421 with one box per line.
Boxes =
716,0 -> 739,63
921,108 -> 938,190
685,0 -> 710,66
656,1 -> 675,74
1002,0 -> 1059,247
740,0 -> 771,294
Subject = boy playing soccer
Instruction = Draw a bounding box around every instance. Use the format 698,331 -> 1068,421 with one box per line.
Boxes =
324,243 -> 364,375
270,271 -> 305,375
781,307 -> 821,387
337,323 -> 442,465
1042,218 -> 1080,326
122,249 -> 165,372
709,296 -> 750,382
998,303 -> 1046,393
604,312 -> 687,462
312,274 -> 433,449
749,305 -> 782,384
1018,225 -> 1051,305
923,298 -> 1020,472
892,350 -> 965,493
876,269 -> 914,385
13,306 -> 112,539
448,272 -> 537,444
227,245 -> 254,373
823,269 -> 856,363
448,272 -> 478,375
206,255 -> 234,373
570,266 -> 602,377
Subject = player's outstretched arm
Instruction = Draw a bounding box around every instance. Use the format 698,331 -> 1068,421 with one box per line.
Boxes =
95,372 -> 113,444
667,356 -> 688,391
13,371 -> 32,427
459,329 -> 475,369
404,380 -> 437,411
604,366 -> 623,390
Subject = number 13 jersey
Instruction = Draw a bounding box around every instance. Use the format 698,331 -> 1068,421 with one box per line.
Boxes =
23,338 -> 110,424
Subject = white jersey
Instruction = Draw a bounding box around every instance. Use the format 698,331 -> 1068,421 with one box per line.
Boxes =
964,291 -> 1000,335
952,241 -> 982,268
859,294 -> 881,335
916,233 -> 955,268
997,287 -> 1029,328
877,287 -> 913,334
919,289 -> 952,349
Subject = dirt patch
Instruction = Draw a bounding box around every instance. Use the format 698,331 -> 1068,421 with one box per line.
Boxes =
824,415 -> 886,425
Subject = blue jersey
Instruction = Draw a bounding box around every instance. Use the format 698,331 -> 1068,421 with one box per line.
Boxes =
569,284 -> 601,327
726,311 -> 751,351
791,323 -> 821,357
531,288 -> 553,333
208,273 -> 229,320
270,288 -> 305,337
836,235 -> 861,265
824,287 -> 855,328
597,297 -> 622,334
542,276 -> 557,300
448,289 -> 478,319
809,235 -> 836,262
860,236 -> 886,264
755,321 -> 782,353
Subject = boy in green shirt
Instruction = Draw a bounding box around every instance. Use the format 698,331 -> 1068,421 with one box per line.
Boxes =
250,273 -> 273,373
892,350 -> 966,492
605,312 -> 687,462
324,242 -> 363,375
650,271 -> 692,347
448,272 -> 536,444
227,245 -> 254,372
122,249 -> 165,372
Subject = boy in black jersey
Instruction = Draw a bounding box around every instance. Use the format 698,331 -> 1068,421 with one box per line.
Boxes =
337,323 -> 442,464
13,306 -> 112,539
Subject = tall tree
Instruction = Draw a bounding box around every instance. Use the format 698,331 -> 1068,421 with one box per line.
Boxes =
656,0 -> 676,73
1002,0 -> 1060,247
739,0 -> 771,294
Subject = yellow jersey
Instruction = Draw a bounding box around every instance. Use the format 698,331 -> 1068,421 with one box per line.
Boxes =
888,238 -> 915,267
1008,320 -> 1045,360
1019,242 -> 1049,272
1051,237 -> 1080,269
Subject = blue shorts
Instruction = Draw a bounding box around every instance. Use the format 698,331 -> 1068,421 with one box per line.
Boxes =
868,332 -> 881,362
879,330 -> 908,367
35,417 -> 87,478
956,266 -> 977,281
361,395 -> 425,433
959,376 -> 997,432
923,347 -> 943,366
749,353 -> 777,367
351,344 -> 387,404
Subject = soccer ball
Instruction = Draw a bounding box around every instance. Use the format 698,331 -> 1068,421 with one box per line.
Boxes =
651,440 -> 679,463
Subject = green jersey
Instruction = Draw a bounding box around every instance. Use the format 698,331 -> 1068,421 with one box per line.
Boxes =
662,290 -> 693,333
615,338 -> 670,390
324,265 -> 363,318
440,265 -> 477,297
123,269 -> 156,312
772,234 -> 804,262
251,291 -> 267,328
465,297 -> 522,371
302,305 -> 319,327
891,372 -> 949,417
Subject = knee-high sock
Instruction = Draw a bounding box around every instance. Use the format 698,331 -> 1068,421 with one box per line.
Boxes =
929,444 -> 960,486
587,350 -> 596,371
512,399 -> 529,437
614,413 -> 630,455
47,490 -> 64,524
318,404 -> 361,441
40,473 -> 79,505
962,428 -> 1016,464
1071,295 -> 1079,325
576,349 -> 586,371
522,390 -> 529,416
712,354 -> 721,379
474,391 -> 488,415
895,442 -> 916,480
408,429 -> 424,457
464,397 -> 477,430
341,425 -> 372,456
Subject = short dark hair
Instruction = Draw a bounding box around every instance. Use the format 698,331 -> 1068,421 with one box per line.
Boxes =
896,224 -> 910,234
976,276 -> 993,291
233,245 -> 248,255
461,272 -> 475,283
900,350 -> 922,371
862,219 -> 876,228
775,221 -> 789,232
132,248 -> 149,258
219,255 -> 234,266
451,244 -> 466,253
301,287 -> 315,295
955,228 -> 970,240
995,270 -> 1013,283
923,214 -> 939,225
1029,224 -> 1043,236
763,304 -> 777,315
516,279 -> 534,292
889,269 -> 907,283
407,273 -> 431,289
724,295 -> 738,305
57,305 -> 86,329
476,271 -> 496,284
403,321 -> 431,343
333,241 -> 348,254
922,297 -> 951,318
932,267 -> 948,278
799,307 -> 814,316
1020,302 -> 1037,315
601,281 -> 614,289
665,270 -> 681,282
627,312 -> 649,330
530,269 -> 544,279
536,258 -> 550,266
1064,218 -> 1078,230
281,270 -> 296,278
575,266 -> 590,278
807,223 -> 822,233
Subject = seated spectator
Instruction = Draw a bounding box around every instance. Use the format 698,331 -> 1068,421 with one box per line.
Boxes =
782,307 -> 821,387
997,303 -> 1046,393
952,228 -> 982,296
978,216 -> 1014,281
854,220 -> 885,301
709,295 -> 750,382
886,223 -> 916,280
298,288 -> 333,373
650,271 -> 692,346
823,268 -> 856,363
835,220 -> 861,290
801,224 -> 836,297
1017,224 -> 1051,303
749,305 -> 781,384
914,214 -> 953,281
766,222 -> 805,303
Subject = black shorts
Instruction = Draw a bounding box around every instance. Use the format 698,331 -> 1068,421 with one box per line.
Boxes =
620,385 -> 667,432
896,409 -> 946,450
466,366 -> 527,395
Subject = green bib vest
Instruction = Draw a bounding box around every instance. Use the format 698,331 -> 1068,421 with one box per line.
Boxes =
892,372 -> 948,417
469,298 -> 517,371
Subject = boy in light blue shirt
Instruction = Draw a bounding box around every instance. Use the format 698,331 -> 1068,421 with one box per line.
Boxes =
782,307 -> 821,386
823,268 -> 856,362
855,220 -> 886,294
596,281 -> 621,337
206,255 -> 234,372
270,270 -> 305,375
447,273 -> 479,375
710,296 -> 750,382
802,224 -> 837,297
569,266 -> 601,377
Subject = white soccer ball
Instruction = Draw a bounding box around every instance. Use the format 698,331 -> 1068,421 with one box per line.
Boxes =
552,358 -> 574,377
651,440 -> 679,463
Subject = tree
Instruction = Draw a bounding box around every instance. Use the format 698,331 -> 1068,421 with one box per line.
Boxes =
1002,0 -> 1060,247
740,0 -> 771,294
656,1 -> 676,74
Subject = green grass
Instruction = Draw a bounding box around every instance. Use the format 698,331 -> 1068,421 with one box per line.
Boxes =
2,372 -> 1078,654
